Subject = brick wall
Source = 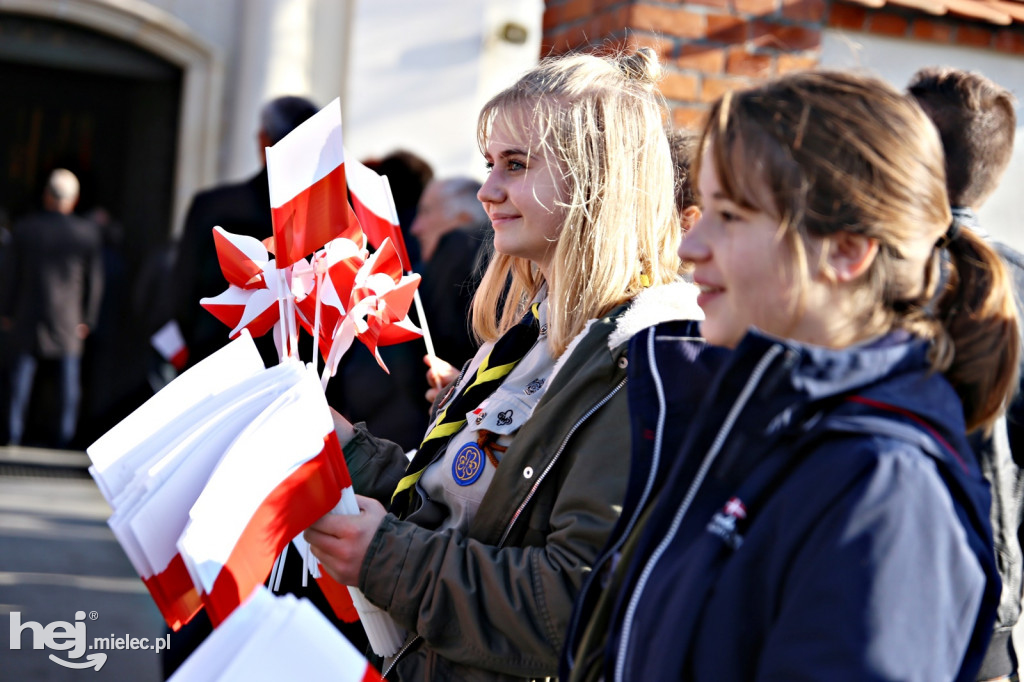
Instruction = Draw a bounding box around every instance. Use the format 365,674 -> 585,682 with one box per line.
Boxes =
827,2 -> 1024,54
541,0 -> 1024,129
541,0 -> 824,128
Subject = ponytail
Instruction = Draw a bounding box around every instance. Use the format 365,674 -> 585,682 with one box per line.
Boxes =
933,227 -> 1020,432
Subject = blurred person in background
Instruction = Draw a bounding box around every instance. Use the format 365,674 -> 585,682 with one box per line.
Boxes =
170,95 -> 319,369
412,177 -> 492,393
909,65 -> 1024,682
1,169 -> 103,448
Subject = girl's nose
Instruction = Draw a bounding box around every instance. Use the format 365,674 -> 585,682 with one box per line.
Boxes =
477,171 -> 504,205
678,215 -> 710,264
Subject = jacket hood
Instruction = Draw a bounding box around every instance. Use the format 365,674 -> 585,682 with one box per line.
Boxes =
734,329 -> 973,465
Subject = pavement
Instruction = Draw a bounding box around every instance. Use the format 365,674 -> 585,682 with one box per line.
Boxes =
0,446 -> 165,681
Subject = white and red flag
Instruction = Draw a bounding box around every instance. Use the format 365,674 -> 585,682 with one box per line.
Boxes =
266,98 -> 361,268
345,153 -> 412,272
177,365 -> 351,626
151,320 -> 189,370
110,361 -> 308,631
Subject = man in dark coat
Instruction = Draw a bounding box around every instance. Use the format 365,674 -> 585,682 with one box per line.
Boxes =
2,169 -> 103,447
411,177 -> 491,367
171,95 -> 319,369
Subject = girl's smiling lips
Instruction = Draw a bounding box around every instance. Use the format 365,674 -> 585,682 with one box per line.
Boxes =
488,212 -> 521,226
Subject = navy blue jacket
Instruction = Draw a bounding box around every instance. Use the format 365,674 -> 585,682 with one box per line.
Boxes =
561,322 -> 999,682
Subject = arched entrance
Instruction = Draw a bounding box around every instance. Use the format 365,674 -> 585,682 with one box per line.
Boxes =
0,3 -> 219,446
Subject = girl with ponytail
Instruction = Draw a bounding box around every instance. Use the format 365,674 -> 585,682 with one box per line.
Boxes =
562,70 -> 1018,682
305,49 -> 702,681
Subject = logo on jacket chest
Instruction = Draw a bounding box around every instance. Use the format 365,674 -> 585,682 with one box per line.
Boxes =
707,496 -> 747,550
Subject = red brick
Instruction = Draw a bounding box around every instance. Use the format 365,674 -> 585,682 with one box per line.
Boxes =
910,18 -> 954,43
956,24 -> 993,47
707,14 -> 750,42
677,44 -> 727,73
827,2 -> 868,30
543,8 -> 561,33
726,47 -> 774,76
734,0 -> 779,16
701,75 -> 750,102
865,13 -> 909,37
630,4 -> 706,38
751,21 -> 821,50
660,71 -> 701,100
551,28 -> 572,54
672,105 -> 709,129
776,51 -> 819,72
566,23 -> 594,49
781,0 -> 826,22
681,0 -> 732,8
563,0 -> 596,24
994,28 -> 1024,54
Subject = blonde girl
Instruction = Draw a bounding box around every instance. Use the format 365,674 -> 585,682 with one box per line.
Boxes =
306,48 -> 701,681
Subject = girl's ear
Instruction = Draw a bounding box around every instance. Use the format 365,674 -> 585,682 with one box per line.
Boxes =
826,231 -> 878,283
681,206 -> 701,232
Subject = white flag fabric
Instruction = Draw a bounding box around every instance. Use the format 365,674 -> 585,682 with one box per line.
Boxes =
177,365 -> 350,625
168,586 -> 382,682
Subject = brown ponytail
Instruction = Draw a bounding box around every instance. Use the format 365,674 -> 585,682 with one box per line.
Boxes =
934,228 -> 1020,432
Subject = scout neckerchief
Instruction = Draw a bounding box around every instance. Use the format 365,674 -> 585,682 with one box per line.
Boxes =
389,303 -> 542,518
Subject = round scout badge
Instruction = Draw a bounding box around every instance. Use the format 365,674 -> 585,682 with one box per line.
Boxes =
452,442 -> 485,486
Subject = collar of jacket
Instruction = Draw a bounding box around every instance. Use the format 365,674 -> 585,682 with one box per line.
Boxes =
549,280 -> 703,388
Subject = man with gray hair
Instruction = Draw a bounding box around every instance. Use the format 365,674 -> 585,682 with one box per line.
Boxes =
171,95 -> 319,369
411,177 -> 491,367
1,168 -> 103,447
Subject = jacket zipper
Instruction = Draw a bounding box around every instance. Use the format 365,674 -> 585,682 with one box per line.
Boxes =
498,377 -> 627,548
564,328 -> 669,669
613,345 -> 782,682
382,635 -> 420,678
383,375 -> 627,678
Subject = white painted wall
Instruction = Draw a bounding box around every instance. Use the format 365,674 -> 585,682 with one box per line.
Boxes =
822,30 -> 1024,252
344,0 -> 543,179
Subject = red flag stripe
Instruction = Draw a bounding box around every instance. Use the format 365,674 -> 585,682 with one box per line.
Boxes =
315,571 -> 360,623
271,164 -> 360,268
212,228 -> 266,289
142,553 -> 203,631
170,347 -> 189,371
350,192 -> 411,272
203,433 -> 348,626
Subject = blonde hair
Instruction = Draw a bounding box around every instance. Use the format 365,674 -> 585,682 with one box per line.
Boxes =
472,48 -> 679,356
697,70 -> 1019,432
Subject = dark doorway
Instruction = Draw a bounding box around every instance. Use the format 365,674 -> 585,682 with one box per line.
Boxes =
0,13 -> 182,447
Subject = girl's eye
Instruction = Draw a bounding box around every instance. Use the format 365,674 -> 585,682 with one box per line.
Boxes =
484,161 -> 495,173
719,210 -> 741,223
507,159 -> 526,172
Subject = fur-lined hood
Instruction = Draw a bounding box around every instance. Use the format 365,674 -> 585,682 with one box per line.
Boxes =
551,280 -> 703,384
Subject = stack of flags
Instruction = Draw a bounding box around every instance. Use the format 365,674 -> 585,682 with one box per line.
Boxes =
94,97 -> 433,675
169,586 -> 382,682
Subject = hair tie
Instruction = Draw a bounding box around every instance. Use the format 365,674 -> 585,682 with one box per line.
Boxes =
936,219 -> 961,250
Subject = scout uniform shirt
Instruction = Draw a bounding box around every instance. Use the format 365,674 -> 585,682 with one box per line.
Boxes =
408,297 -> 554,535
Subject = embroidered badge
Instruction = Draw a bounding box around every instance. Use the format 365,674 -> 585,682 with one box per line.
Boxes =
524,378 -> 545,395
452,442 -> 485,486
707,496 -> 747,550
472,408 -> 487,426
497,410 -> 514,426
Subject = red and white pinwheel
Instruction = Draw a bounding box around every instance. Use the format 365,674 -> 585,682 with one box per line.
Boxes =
301,236 -> 422,382
200,227 -> 314,343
